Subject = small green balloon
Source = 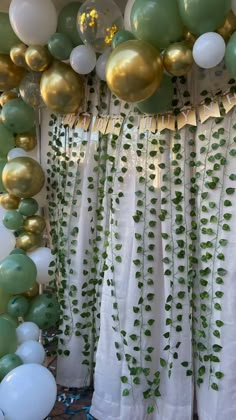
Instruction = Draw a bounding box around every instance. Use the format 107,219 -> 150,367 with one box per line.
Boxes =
1,98 -> 36,134
112,30 -> 136,49
7,296 -> 29,318
0,313 -> 19,328
0,13 -> 20,54
18,198 -> 39,217
178,0 -> 231,36
225,32 -> 236,78
3,210 -> 24,231
0,317 -> 17,358
0,288 -> 11,314
48,32 -> 74,60
57,2 -> 82,46
137,74 -> 174,114
0,123 -> 15,158
0,159 -> 7,192
131,0 -> 184,50
0,254 -> 37,294
0,353 -> 23,381
10,248 -> 26,255
25,294 -> 60,329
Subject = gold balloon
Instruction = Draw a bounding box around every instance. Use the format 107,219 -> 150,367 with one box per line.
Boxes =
106,40 -> 163,103
16,231 -> 42,252
217,11 -> 236,41
2,157 -> 45,199
22,282 -> 39,299
0,193 -> 20,209
40,61 -> 85,114
183,30 -> 197,48
0,91 -> 18,107
10,43 -> 28,68
25,45 -> 52,72
15,133 -> 37,151
23,215 -> 46,235
163,42 -> 193,77
0,54 -> 25,90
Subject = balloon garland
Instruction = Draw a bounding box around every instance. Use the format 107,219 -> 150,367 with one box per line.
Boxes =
0,0 -> 235,417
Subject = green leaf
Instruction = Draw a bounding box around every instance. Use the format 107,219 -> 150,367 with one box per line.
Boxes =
211,383 -> 219,391
226,188 -> 235,195
212,344 -> 222,353
121,376 -> 128,383
160,358 -> 167,368
147,405 -> 155,414
181,361 -> 189,367
215,371 -> 224,380
122,388 -> 130,396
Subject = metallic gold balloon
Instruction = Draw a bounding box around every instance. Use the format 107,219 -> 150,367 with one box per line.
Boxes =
163,42 -> 193,77
22,282 -> 39,299
25,45 -> 51,72
15,133 -> 37,151
0,193 -> 20,209
40,61 -> 85,114
106,40 -> 163,103
10,43 -> 27,68
16,231 -> 42,252
0,91 -> 18,108
23,215 -> 46,235
0,54 -> 25,90
2,157 -> 45,199
217,11 -> 236,41
183,29 -> 197,48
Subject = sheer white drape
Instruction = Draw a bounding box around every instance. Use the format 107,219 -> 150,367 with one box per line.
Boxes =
41,63 -> 236,420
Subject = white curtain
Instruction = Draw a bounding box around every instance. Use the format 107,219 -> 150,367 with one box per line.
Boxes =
41,63 -> 236,420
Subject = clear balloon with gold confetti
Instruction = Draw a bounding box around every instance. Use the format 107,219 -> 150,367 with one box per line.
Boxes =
77,0 -> 124,52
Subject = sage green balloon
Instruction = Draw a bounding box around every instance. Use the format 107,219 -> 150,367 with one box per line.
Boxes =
0,13 -> 20,54
1,99 -> 36,134
0,313 -> 18,328
0,353 -> 23,381
0,123 -> 15,158
178,0 -> 231,36
225,32 -> 236,78
10,248 -> 26,255
48,32 -> 73,60
131,0 -> 184,50
0,159 -> 7,193
3,210 -> 24,231
7,296 -> 29,318
57,2 -> 82,46
112,30 -> 136,49
25,294 -> 60,329
0,254 -> 37,294
18,198 -> 39,217
137,74 -> 174,114
0,288 -> 11,314
0,318 -> 17,358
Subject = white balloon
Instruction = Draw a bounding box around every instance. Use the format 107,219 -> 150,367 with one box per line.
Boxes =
232,0 -> 236,15
16,322 -> 40,345
27,247 -> 55,285
16,340 -> 45,365
7,148 -> 28,161
0,364 -> 57,420
9,0 -> 57,45
0,226 -> 15,260
124,0 -> 135,31
96,50 -> 111,81
193,32 -> 226,69
70,45 -> 97,75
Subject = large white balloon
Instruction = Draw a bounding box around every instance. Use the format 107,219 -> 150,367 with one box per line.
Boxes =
8,148 -> 28,161
70,45 -> 97,75
124,0 -> 135,31
193,32 -> 226,69
0,364 -> 57,420
96,49 -> 111,81
16,340 -> 45,365
0,226 -> 15,260
16,322 -> 40,345
27,247 -> 55,285
9,0 -> 57,45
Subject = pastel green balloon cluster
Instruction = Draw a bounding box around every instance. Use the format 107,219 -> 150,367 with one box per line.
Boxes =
0,318 -> 17,358
25,294 -> 60,329
0,254 -> 37,294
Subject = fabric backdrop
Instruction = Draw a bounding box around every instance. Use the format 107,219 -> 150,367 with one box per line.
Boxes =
41,63 -> 236,420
